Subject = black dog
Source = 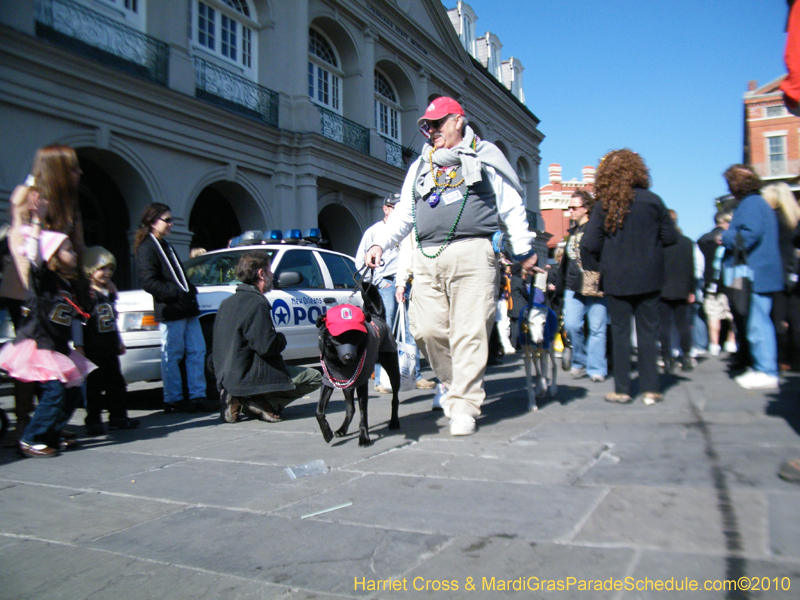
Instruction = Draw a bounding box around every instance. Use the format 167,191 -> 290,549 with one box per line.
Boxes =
315,284 -> 400,446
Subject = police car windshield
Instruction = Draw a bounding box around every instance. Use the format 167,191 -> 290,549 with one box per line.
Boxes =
185,249 -> 277,286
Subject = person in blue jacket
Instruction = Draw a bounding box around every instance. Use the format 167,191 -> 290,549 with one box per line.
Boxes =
721,164 -> 783,390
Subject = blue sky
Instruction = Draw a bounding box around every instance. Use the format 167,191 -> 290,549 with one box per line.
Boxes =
460,0 -> 789,240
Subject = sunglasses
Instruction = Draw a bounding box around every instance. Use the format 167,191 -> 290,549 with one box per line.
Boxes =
420,114 -> 455,134
568,206 -> 584,211
159,217 -> 174,224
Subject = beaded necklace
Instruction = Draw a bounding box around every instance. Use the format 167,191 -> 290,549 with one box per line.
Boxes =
413,137 -> 477,259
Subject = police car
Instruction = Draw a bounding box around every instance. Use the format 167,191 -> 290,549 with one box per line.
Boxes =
117,229 -> 362,383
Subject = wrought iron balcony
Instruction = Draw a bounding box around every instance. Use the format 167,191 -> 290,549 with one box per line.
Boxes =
35,0 -> 168,86
382,137 -> 420,169
751,160 -> 800,179
317,106 -> 370,156
194,58 -> 278,127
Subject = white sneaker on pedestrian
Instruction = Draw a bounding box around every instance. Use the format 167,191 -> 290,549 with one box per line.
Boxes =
723,341 -> 738,354
709,344 -> 721,357
590,374 -> 605,383
570,367 -> 586,379
449,414 -> 476,436
432,383 -> 448,413
734,370 -> 779,390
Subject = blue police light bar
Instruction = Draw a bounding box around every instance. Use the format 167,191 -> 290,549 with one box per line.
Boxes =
283,229 -> 302,243
267,229 -> 283,241
303,228 -> 321,241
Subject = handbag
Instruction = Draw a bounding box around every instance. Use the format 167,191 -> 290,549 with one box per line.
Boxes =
725,232 -> 752,317
379,301 -> 417,392
575,244 -> 603,297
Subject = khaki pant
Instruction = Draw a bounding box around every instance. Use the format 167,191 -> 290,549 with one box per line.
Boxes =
409,238 -> 497,418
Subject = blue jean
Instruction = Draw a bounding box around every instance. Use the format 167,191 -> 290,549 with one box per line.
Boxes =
399,292 -> 422,380
748,292 -> 777,377
692,300 -> 708,350
160,316 -> 207,403
22,381 -> 81,447
375,281 -> 397,383
564,290 -> 608,378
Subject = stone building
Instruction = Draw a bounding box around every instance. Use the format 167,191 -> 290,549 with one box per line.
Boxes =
0,0 -> 544,288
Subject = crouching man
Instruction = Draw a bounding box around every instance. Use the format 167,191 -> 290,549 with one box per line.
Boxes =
212,251 -> 322,422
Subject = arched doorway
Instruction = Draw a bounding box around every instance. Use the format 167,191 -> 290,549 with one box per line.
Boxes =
76,156 -> 132,289
318,203 -> 360,255
189,187 -> 241,251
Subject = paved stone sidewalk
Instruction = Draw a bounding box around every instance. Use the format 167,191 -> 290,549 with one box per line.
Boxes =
0,354 -> 799,599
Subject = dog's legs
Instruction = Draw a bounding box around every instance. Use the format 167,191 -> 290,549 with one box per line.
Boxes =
379,351 -> 401,431
548,347 -> 559,397
315,386 -> 336,443
335,388 -> 356,438
523,344 -> 537,411
534,350 -> 547,402
355,383 -> 371,446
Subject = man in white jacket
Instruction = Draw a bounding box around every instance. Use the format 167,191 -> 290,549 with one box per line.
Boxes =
364,97 -> 538,436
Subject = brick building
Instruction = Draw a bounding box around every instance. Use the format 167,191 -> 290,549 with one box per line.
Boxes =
744,76 -> 800,193
539,163 -> 595,250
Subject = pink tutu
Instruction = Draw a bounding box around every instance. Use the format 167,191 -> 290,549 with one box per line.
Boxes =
0,339 -> 97,388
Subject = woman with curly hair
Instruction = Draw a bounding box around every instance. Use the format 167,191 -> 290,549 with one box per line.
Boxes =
582,149 -> 678,405
721,165 -> 783,390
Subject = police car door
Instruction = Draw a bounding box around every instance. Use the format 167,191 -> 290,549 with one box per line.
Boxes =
268,248 -> 354,361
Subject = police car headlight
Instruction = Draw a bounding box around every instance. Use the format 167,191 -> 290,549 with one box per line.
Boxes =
119,312 -> 160,332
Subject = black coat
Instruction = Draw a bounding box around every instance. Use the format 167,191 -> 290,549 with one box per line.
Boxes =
697,225 -> 726,289
211,284 -> 293,397
582,188 -> 678,297
508,266 -> 530,320
661,234 -> 695,300
136,235 -> 200,322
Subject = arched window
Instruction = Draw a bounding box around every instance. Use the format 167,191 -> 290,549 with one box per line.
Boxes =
308,28 -> 342,113
374,70 -> 400,141
193,0 -> 255,74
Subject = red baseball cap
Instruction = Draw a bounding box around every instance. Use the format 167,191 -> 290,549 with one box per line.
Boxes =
324,304 -> 367,336
417,97 -> 465,125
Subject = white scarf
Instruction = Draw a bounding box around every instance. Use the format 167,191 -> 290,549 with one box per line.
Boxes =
414,125 -> 523,199
150,233 -> 189,293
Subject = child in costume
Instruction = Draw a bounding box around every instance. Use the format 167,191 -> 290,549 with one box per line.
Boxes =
76,247 -> 140,435
0,200 -> 95,458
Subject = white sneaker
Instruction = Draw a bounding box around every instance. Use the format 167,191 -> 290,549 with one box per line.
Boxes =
449,414 -> 476,436
570,367 -> 586,379
432,383 -> 448,413
735,370 -> 779,390
709,344 -> 721,357
723,341 -> 738,354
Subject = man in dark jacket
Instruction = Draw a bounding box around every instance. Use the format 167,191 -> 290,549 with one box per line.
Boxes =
659,210 -> 696,372
697,211 -> 736,356
212,252 -> 322,423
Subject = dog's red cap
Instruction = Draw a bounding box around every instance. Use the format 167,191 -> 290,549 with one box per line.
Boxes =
325,304 -> 367,336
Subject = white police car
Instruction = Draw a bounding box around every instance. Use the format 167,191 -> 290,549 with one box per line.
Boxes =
117,229 -> 362,383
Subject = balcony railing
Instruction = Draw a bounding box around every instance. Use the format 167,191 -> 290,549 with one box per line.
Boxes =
382,137 -> 421,169
35,0 -> 168,86
751,160 -> 800,178
194,58 -> 278,127
317,106 -> 370,156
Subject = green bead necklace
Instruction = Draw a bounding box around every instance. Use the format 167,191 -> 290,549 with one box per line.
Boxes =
412,138 -> 478,259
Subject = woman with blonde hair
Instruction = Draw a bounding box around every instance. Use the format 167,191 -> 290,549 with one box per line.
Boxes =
762,182 -> 800,371
0,145 -> 86,444
582,149 -> 678,405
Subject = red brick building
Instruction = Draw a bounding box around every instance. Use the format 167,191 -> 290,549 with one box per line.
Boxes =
539,163 -> 595,250
744,76 -> 800,192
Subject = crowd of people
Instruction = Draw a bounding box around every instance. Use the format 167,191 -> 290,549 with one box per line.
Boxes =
2,99 -> 799,459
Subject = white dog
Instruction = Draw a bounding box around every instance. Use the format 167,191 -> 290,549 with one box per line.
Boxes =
520,302 -> 558,411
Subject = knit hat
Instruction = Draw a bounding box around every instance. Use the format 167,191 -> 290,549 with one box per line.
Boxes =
324,304 -> 367,336
40,231 -> 69,262
82,246 -> 116,279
